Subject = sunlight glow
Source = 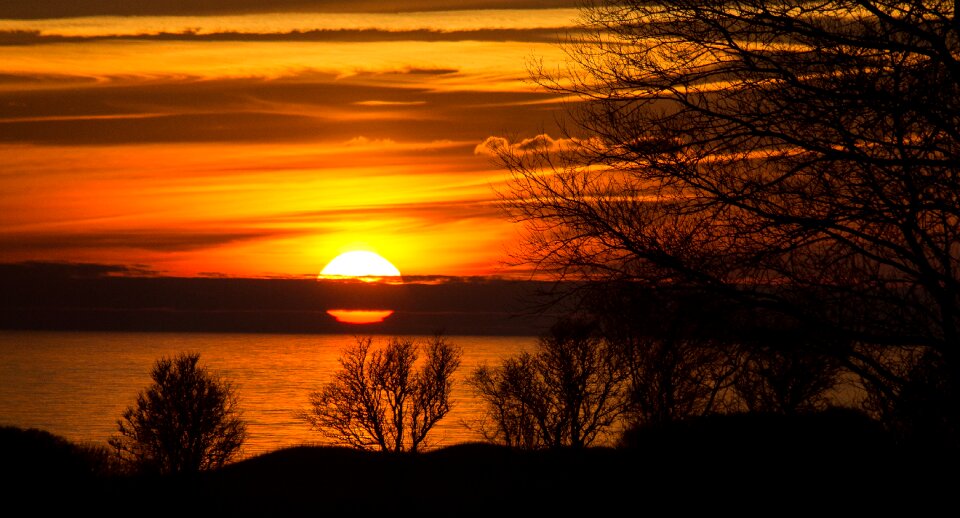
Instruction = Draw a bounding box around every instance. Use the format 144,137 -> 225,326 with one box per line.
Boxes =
0,4 -> 564,277
319,250 -> 402,281
326,309 -> 395,324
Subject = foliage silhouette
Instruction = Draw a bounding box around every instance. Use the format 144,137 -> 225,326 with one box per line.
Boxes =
592,286 -> 749,425
621,334 -> 740,425
497,0 -> 960,441
862,349 -> 959,445
470,319 -> 629,448
109,352 -> 246,474
302,336 -> 462,452
734,345 -> 842,415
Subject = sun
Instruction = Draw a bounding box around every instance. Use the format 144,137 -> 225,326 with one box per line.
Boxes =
319,250 -> 402,282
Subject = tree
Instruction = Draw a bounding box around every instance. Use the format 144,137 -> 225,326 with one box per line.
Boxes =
109,352 -> 246,474
594,288 -> 742,425
498,0 -> 960,438
302,336 -> 462,453
470,319 -> 630,448
734,346 -> 843,415
471,354 -> 544,449
861,347 -> 959,444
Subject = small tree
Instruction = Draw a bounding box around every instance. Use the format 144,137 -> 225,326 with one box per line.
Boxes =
470,319 -> 630,449
109,352 -> 246,474
734,345 -> 843,415
622,335 -> 740,426
471,355 -> 544,449
302,336 -> 462,453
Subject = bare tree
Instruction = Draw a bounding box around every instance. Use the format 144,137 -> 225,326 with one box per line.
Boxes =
734,346 -> 843,415
470,319 -> 630,448
470,355 -> 544,449
861,347 -> 959,443
621,335 -> 740,425
109,352 -> 246,474
498,0 -> 960,437
302,336 -> 461,453
593,284 -> 743,425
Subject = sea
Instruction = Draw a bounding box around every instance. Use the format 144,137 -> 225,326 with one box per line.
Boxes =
0,330 -> 536,457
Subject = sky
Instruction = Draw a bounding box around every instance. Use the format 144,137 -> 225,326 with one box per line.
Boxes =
0,1 -> 583,278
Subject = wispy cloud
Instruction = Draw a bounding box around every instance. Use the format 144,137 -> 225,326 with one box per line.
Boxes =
0,9 -> 578,36
475,133 -> 594,156
0,73 -> 567,146
0,228 -> 307,253
0,2 -> 582,19
0,261 -> 158,278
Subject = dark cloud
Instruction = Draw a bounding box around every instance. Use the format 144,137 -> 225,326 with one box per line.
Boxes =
0,74 -> 568,145
0,261 -> 157,278
404,68 -> 458,75
0,1 -> 582,19
0,112 -> 330,145
0,72 -> 97,85
0,274 -> 563,335
0,229 -> 304,252
0,28 -> 569,45
263,199 -> 503,229
0,72 -> 417,118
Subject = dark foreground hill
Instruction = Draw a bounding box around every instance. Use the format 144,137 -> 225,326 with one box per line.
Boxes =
3,412 -> 958,516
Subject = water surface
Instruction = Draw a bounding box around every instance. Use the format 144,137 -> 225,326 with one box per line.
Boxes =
0,331 -> 534,456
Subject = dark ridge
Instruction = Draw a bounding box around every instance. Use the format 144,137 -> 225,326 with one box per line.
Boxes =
4,418 -> 956,515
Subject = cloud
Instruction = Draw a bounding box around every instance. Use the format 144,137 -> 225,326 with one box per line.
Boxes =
0,28 -> 569,45
0,261 -> 157,278
0,229 -> 304,253
255,199 -> 502,230
353,100 -> 427,107
342,136 -> 398,146
474,133 -> 594,156
474,136 -> 510,155
0,72 -> 567,146
0,1 -> 583,19
516,134 -> 557,152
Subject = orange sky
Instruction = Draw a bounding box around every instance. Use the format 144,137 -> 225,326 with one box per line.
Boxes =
0,2 -> 581,277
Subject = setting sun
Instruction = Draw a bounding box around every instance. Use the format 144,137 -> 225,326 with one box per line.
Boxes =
319,251 -> 402,282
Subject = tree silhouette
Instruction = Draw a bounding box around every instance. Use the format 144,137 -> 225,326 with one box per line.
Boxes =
302,336 -> 462,453
734,345 -> 842,415
470,354 -> 544,449
862,348 -> 959,444
470,319 -> 629,449
109,352 -> 246,474
498,0 -> 960,438
621,335 -> 740,426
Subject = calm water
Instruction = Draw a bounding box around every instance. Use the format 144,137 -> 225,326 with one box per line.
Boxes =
0,331 -> 535,456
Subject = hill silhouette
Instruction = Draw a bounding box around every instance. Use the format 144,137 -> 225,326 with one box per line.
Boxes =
4,411 -> 957,515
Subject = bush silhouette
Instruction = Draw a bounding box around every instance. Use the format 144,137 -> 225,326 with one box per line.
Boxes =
109,352 -> 246,474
